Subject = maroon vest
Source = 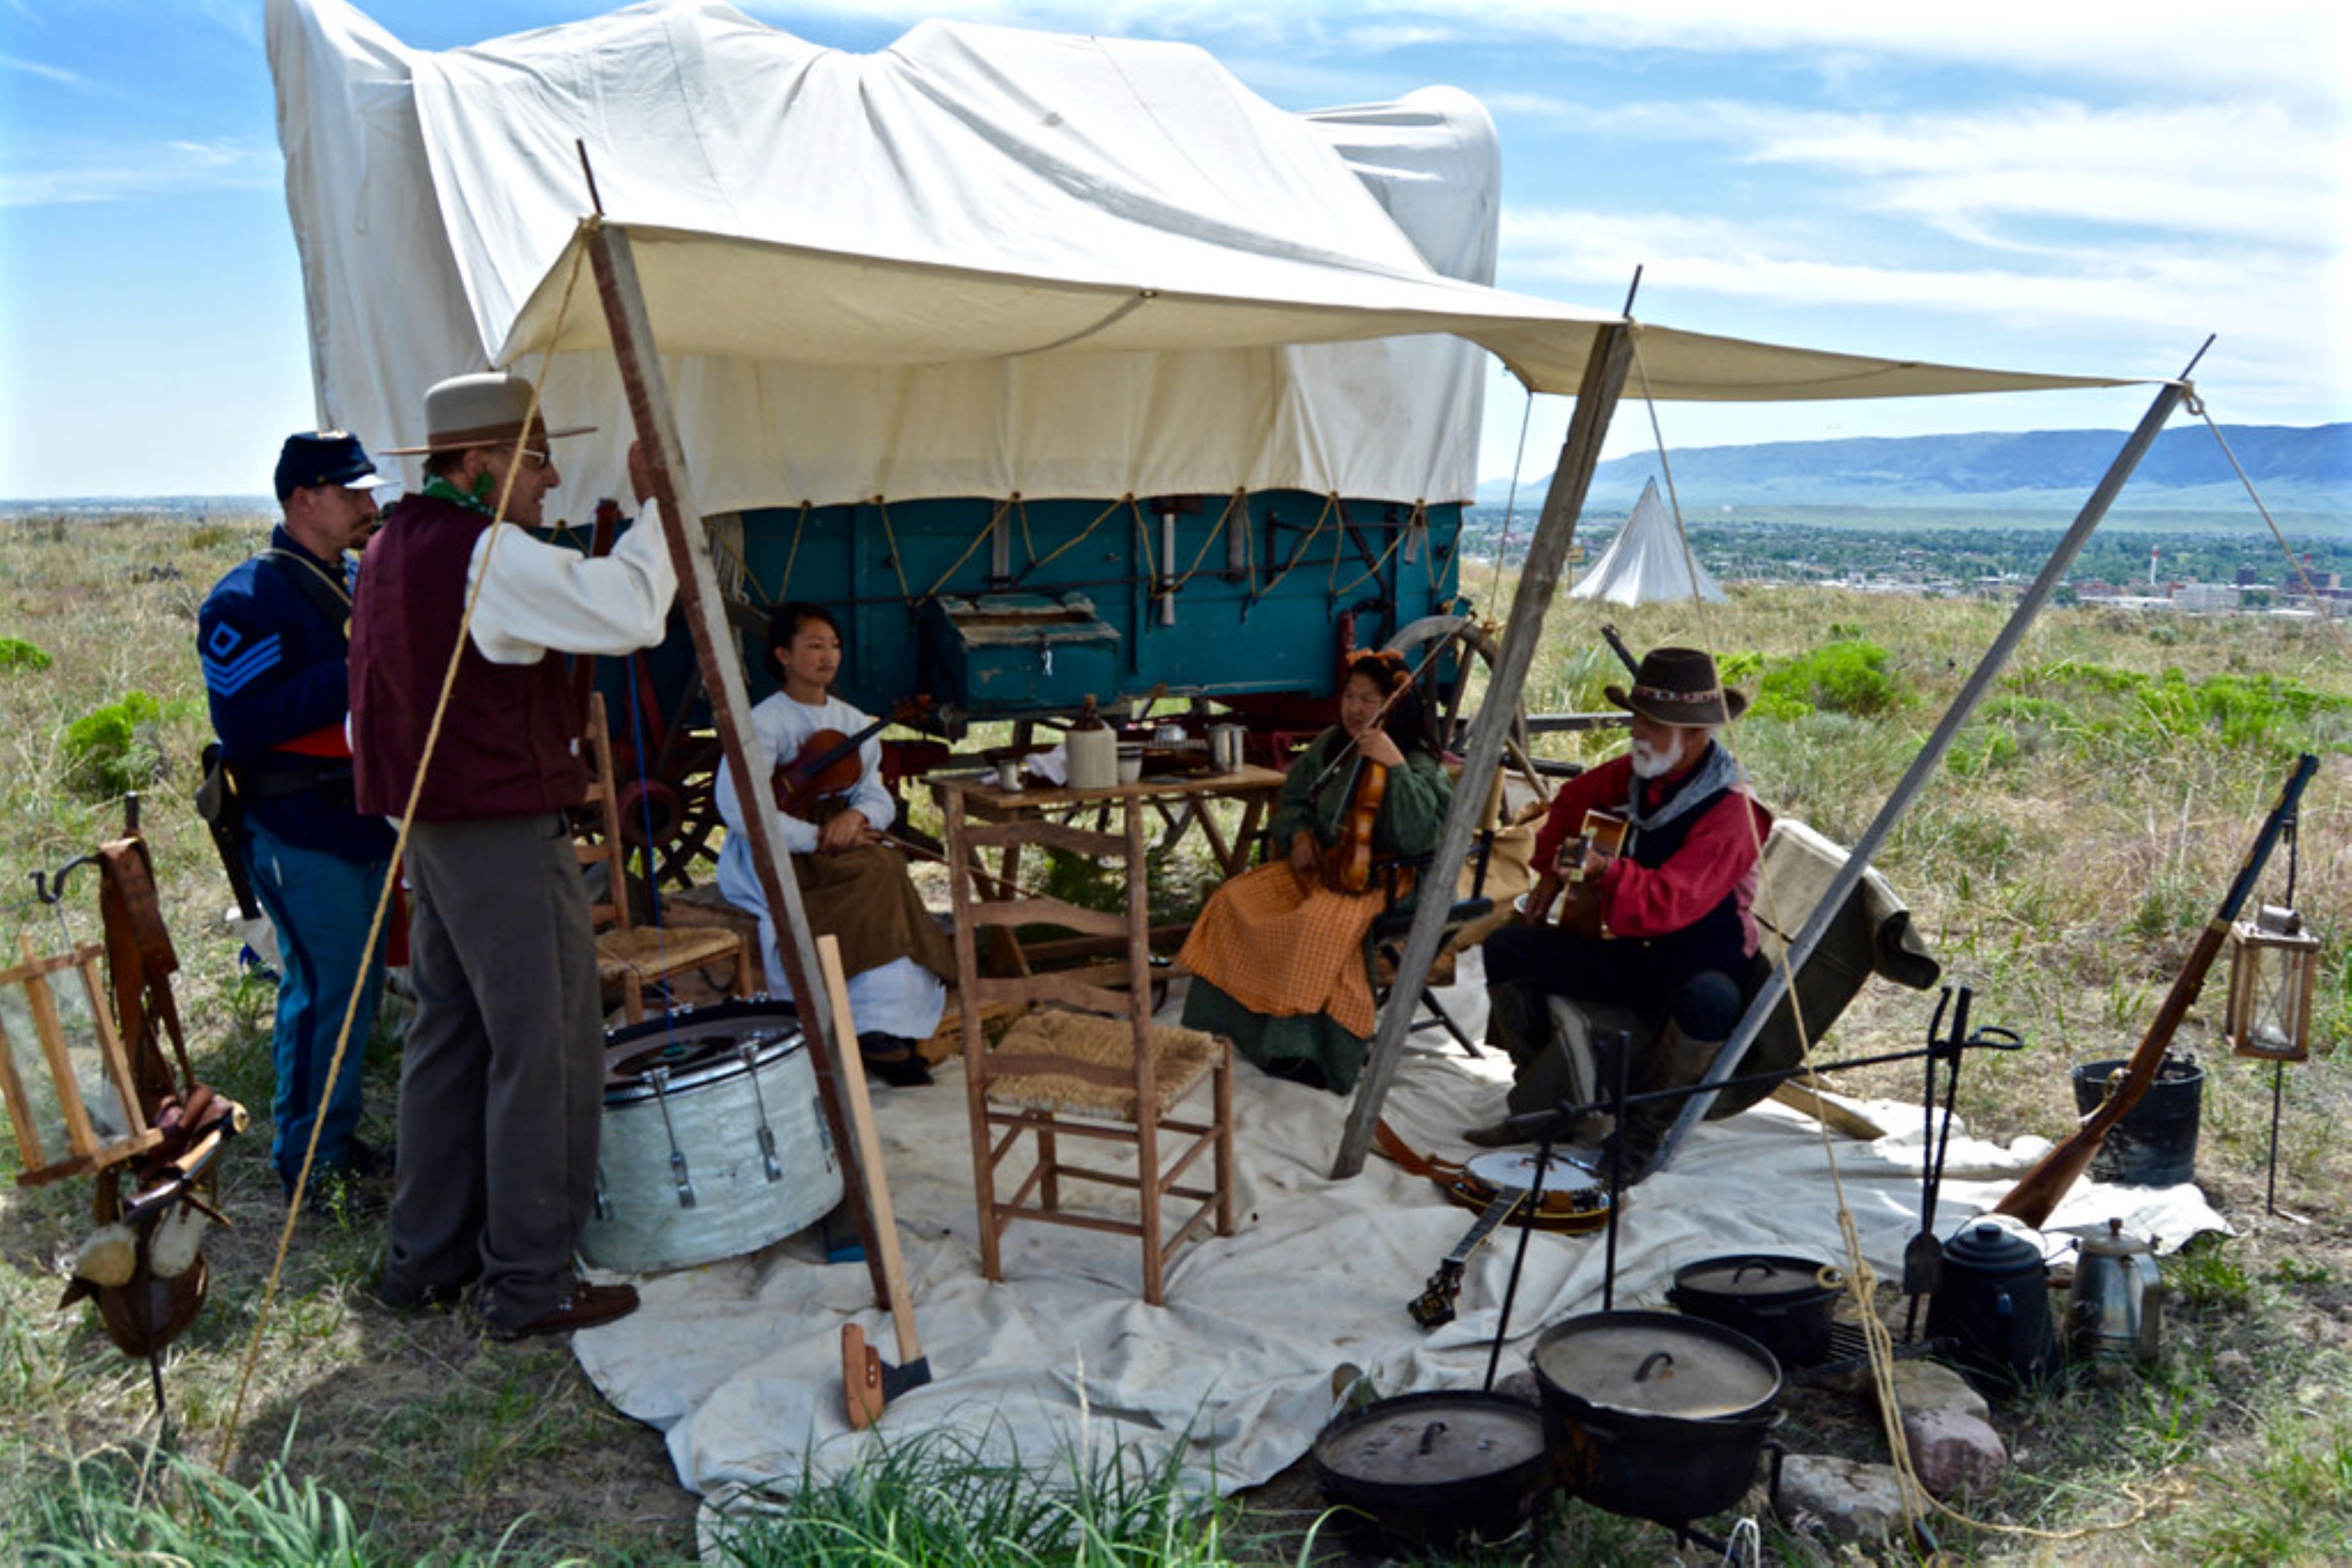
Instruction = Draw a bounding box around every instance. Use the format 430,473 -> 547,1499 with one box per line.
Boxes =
350,492 -> 587,821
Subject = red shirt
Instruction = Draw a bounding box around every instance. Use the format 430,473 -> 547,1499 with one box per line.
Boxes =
1533,750 -> 1773,954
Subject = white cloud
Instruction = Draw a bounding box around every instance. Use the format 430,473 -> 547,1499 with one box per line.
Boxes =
0,137 -> 278,206
0,51 -> 84,87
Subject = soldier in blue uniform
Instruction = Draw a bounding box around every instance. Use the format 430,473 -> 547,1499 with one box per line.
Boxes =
198,431 -> 399,1198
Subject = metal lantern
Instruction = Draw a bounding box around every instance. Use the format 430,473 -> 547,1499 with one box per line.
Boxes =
2224,905 -> 2323,1063
0,936 -> 158,1187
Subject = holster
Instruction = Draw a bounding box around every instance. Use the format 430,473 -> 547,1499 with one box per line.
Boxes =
194,743 -> 258,921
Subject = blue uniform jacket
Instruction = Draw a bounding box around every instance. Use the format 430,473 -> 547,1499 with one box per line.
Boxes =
197,526 -> 396,862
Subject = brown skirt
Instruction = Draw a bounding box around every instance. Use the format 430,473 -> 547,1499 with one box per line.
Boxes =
796,843 -> 954,984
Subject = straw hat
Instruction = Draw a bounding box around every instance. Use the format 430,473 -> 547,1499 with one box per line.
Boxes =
382,372 -> 594,456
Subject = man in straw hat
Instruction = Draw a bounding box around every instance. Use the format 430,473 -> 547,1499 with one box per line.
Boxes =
352,371 -> 674,1338
1468,646 -> 1772,1177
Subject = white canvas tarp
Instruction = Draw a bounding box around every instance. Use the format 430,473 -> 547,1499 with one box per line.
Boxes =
268,0 -> 2129,516
1572,477 -> 1728,605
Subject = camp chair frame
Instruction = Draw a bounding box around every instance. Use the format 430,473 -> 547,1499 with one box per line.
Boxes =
578,692 -> 751,1023
941,784 -> 1235,1306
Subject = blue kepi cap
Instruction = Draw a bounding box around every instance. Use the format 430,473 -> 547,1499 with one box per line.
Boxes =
274,431 -> 380,502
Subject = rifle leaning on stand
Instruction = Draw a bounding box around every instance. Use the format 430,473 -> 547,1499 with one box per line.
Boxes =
1994,751 -> 2319,1228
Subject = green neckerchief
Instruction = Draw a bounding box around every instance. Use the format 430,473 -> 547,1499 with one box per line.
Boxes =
420,472 -> 500,517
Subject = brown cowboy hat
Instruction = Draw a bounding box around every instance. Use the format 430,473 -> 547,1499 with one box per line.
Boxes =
382,371 -> 594,456
1604,646 -> 1747,727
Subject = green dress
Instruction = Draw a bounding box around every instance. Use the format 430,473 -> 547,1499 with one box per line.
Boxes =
1179,729 -> 1453,1091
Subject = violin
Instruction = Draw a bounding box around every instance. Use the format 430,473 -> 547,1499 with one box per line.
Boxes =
1321,751 -> 1389,895
771,696 -> 930,824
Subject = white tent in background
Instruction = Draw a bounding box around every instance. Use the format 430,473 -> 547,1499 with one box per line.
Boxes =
1570,478 -> 1727,605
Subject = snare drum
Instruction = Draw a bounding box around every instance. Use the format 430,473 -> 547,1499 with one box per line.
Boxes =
580,998 -> 843,1274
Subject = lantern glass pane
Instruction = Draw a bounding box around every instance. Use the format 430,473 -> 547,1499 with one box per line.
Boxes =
51,968 -> 131,1142
2245,942 -> 2314,1056
1,984 -> 70,1163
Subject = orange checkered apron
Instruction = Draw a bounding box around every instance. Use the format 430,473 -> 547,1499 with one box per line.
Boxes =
1177,862 -> 1406,1039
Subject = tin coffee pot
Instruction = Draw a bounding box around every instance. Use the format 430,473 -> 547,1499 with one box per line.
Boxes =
1924,1219 -> 2059,1395
2067,1218 -> 2163,1365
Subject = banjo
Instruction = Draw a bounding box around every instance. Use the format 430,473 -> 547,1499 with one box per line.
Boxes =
1376,1123 -> 1611,1329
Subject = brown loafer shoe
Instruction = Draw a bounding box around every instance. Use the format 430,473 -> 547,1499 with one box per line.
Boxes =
484,1281 -> 640,1342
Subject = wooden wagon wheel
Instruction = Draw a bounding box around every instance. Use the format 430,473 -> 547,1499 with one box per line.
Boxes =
1381,614 -> 1548,801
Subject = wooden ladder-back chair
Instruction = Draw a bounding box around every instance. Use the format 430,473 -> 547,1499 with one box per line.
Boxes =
578,693 -> 750,1023
941,785 -> 1235,1306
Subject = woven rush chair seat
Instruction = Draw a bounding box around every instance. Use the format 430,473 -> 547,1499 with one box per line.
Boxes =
981,1011 -> 1223,1121
594,925 -> 747,990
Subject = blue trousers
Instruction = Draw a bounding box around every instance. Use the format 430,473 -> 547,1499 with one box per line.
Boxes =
246,821 -> 391,1193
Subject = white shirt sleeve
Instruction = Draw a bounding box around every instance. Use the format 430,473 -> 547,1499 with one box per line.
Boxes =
464,499 -> 678,665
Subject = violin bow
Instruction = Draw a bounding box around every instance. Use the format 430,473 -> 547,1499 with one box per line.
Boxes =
1304,627 -> 1468,795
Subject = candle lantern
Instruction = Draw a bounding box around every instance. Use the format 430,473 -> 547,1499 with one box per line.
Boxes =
0,936 -> 159,1187
2225,905 -> 2324,1063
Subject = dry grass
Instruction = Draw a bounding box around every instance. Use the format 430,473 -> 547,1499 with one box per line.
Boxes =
3,517 -> 2350,1562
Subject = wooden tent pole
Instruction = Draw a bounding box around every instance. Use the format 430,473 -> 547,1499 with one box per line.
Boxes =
584,217 -> 888,1300
1332,321 -> 1635,1178
1653,367 -> 2198,1173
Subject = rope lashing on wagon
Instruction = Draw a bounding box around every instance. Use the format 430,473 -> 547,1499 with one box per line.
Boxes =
1021,492 -> 1131,578
873,497 -> 913,602
1330,500 -> 1422,598
1256,490 -> 1345,597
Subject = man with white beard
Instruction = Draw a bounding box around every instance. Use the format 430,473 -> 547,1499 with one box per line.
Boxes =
1469,647 -> 1771,1176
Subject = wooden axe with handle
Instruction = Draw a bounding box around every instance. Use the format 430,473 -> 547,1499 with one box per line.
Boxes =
818,935 -> 933,1428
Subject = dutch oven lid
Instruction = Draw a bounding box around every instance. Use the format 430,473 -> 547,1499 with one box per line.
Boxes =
1672,1254 -> 1841,1308
1532,1310 -> 1780,1420
1943,1220 -> 2043,1272
1311,1391 -> 1547,1491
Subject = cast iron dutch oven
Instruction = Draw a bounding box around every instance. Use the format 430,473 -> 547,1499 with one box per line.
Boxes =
1667,1253 -> 1843,1367
1531,1310 -> 1782,1528
1309,1389 -> 1551,1550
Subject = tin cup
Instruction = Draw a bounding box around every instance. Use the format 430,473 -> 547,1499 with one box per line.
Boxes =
1209,723 -> 1245,772
995,758 -> 1025,792
1117,747 -> 1144,785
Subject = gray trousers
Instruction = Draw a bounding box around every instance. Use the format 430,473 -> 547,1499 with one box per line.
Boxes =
385,814 -> 603,1329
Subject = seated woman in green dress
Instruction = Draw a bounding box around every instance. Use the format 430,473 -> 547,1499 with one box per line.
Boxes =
1175,650 -> 1453,1092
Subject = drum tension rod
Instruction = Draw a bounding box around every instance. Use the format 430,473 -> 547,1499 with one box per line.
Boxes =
739,1040 -> 786,1183
647,1066 -> 698,1210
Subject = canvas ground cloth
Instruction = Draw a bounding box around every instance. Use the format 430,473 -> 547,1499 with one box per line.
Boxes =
571,956 -> 2226,1512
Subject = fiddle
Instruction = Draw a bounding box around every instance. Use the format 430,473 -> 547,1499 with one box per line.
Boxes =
771,696 -> 931,824
1322,754 -> 1388,894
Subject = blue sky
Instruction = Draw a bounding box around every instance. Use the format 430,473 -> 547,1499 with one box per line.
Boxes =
1,0 -> 2345,499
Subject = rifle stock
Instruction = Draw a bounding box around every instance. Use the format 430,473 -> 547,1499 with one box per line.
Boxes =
1995,752 -> 2318,1227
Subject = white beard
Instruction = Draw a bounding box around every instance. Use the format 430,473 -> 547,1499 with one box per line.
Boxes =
1629,732 -> 1684,779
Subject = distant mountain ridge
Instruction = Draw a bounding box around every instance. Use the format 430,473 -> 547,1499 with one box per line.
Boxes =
1480,423 -> 2351,517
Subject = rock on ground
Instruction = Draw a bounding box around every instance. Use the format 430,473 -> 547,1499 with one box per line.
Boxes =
1904,1406 -> 2008,1497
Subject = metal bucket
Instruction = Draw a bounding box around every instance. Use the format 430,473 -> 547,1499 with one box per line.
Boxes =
2071,1055 -> 2202,1187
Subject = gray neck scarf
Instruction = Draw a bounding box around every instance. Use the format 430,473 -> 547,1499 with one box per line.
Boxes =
1624,739 -> 1744,835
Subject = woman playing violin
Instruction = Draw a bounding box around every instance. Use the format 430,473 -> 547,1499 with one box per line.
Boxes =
712,603 -> 954,1086
1175,650 -> 1453,1093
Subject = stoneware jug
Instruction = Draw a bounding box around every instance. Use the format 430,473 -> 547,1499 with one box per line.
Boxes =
2067,1218 -> 2163,1365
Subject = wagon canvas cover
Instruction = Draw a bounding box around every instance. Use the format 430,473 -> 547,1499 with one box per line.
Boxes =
268,0 -> 2116,518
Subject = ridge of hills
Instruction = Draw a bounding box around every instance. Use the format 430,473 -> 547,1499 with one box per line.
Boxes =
1482,422 -> 2351,519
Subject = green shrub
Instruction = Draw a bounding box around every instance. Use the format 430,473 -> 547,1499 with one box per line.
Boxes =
0,636 -> 51,674
59,690 -> 169,797
1751,639 -> 1901,721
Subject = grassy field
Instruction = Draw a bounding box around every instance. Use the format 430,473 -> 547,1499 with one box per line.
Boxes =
3,512 -> 2350,1564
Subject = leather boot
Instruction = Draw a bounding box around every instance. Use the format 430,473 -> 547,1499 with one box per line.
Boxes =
1600,1019 -> 1727,1182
